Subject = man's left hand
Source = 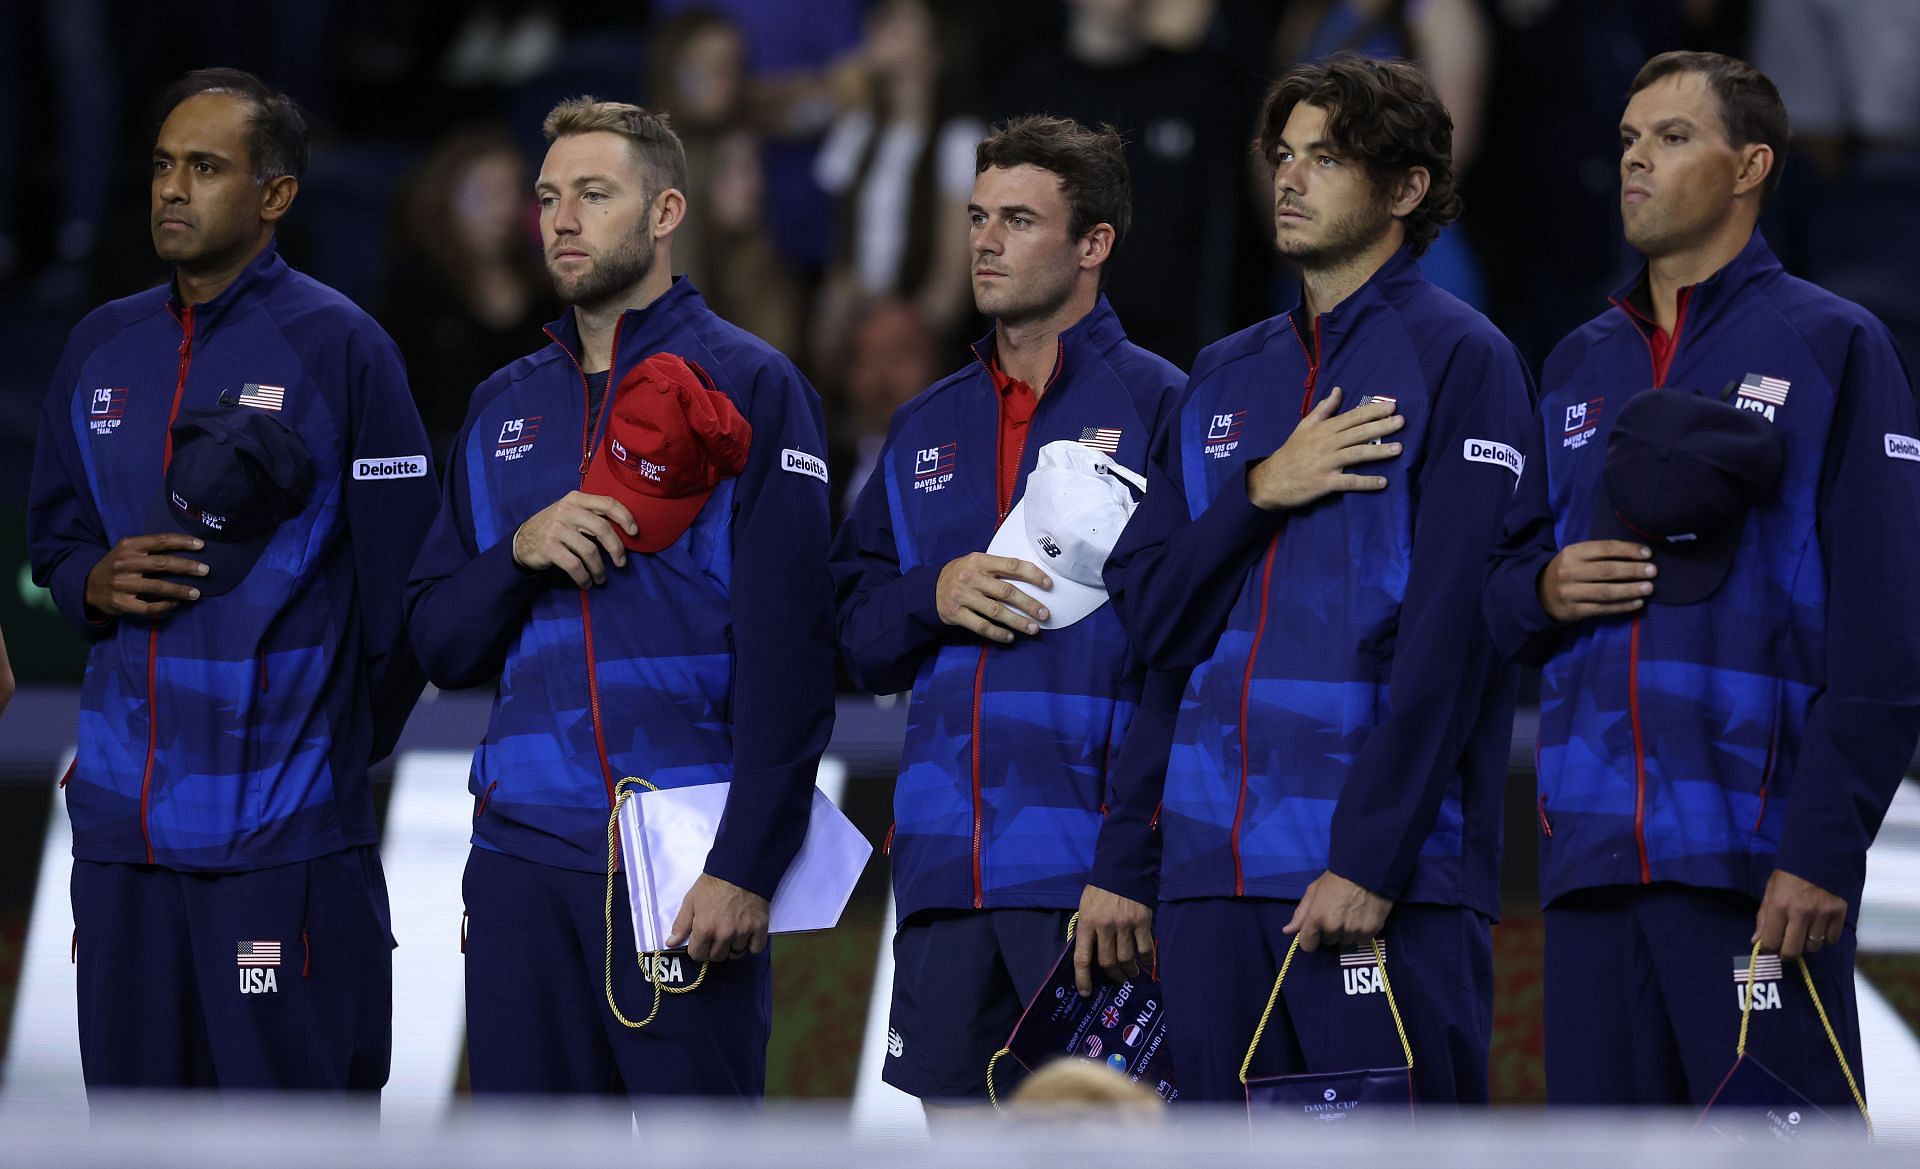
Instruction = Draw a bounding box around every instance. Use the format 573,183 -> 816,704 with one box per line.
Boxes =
1753,868 -> 1848,961
1283,870 -> 1392,953
667,873 -> 770,963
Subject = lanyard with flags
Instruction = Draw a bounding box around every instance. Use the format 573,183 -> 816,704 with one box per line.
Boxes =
1697,942 -> 1871,1140
1241,935 -> 1416,1125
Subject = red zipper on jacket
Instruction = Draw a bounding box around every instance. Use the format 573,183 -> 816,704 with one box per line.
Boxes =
545,319 -> 626,809
138,303 -> 197,864
1612,286 -> 1691,885
1229,315 -> 1321,893
966,339 -> 1062,908
1230,540 -> 1281,894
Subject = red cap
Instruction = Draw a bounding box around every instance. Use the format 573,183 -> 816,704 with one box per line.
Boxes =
581,353 -> 752,553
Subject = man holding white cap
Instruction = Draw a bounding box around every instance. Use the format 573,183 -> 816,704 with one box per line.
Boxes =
830,114 -> 1183,1112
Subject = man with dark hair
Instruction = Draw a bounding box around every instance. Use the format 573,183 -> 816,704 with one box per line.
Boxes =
1486,51 -> 1920,1114
831,113 -> 1183,1112
405,98 -> 835,1100
26,68 -> 436,1092
1100,53 -> 1532,1104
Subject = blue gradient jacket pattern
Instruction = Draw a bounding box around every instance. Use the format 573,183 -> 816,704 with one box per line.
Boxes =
27,244 -> 437,871
1104,249 -> 1532,916
831,300 -> 1183,918
1484,232 -> 1920,916
404,279 -> 835,895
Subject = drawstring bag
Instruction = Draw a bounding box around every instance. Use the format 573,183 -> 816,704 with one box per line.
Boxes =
1242,936 -> 1415,1126
1698,943 -> 1871,1141
986,913 -> 1179,1107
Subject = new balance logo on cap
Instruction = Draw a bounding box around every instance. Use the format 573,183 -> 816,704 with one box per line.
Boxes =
985,440 -> 1147,630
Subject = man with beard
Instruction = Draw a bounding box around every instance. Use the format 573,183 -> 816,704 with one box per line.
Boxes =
831,115 -> 1183,1112
405,98 -> 835,1099
27,68 -> 435,1092
1099,54 -> 1532,1103
1485,53 -> 1920,1115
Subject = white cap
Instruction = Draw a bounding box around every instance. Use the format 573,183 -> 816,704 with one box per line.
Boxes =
985,439 -> 1147,630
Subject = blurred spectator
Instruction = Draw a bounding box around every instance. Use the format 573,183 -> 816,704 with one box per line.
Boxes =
831,298 -> 941,523
381,129 -> 555,464
1473,0 -> 1699,366
1751,0 -> 1920,176
657,0 -> 868,275
999,0 -> 1265,368
812,0 -> 985,367
1271,0 -> 1491,308
0,0 -> 118,293
654,8 -> 805,357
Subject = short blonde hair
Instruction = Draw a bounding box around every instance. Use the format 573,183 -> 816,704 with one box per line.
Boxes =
541,96 -> 689,197
1008,1058 -> 1165,1117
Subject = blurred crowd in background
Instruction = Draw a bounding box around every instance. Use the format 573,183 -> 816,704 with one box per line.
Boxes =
4,0 -> 1919,682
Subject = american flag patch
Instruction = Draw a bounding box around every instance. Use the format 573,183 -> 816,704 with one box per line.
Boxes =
1737,373 -> 1790,406
1733,954 -> 1784,983
1338,941 -> 1386,968
237,940 -> 282,968
1079,426 -> 1122,453
235,383 -> 286,412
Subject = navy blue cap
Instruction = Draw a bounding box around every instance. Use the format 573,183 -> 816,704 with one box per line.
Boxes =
146,404 -> 315,596
1589,389 -> 1785,605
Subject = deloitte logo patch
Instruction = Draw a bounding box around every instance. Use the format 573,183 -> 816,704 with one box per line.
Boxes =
353,455 -> 429,480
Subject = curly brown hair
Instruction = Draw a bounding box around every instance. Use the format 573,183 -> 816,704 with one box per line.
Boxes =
1253,53 -> 1461,257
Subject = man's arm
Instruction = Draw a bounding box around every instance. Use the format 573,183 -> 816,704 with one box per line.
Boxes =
1296,339 -> 1534,949
828,419 -> 956,694
27,345 -> 125,637
1076,665 -> 1186,993
1765,323 -> 1920,956
693,362 -> 838,912
342,327 -> 441,761
404,392 -> 553,691
828,414 -> 1051,694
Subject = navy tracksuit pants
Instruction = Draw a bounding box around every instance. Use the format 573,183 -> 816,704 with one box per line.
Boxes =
72,845 -> 394,1092
461,846 -> 771,1099
1544,883 -> 1866,1121
1158,897 -> 1492,1106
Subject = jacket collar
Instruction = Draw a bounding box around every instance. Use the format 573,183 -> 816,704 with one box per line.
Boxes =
542,274 -> 706,376
1285,244 -> 1426,357
967,294 -> 1129,392
1608,229 -> 1781,339
167,239 -> 287,333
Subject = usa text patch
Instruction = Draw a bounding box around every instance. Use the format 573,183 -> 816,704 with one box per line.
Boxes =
1463,438 -> 1523,478
1886,434 -> 1920,462
353,455 -> 429,480
781,448 -> 829,484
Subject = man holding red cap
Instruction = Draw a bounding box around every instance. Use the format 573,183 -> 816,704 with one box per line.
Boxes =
405,98 -> 835,1100
1486,52 -> 1920,1115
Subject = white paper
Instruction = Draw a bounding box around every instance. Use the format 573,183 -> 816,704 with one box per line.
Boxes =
618,782 -> 872,954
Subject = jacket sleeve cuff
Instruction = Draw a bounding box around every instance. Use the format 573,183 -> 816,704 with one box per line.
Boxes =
50,551 -> 115,642
1326,838 -> 1406,903
1089,816 -> 1161,907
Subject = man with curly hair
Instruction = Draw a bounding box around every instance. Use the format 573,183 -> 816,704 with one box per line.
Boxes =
1097,53 -> 1533,1103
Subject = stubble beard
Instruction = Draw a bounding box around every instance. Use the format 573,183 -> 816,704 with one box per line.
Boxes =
550,222 -> 657,311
